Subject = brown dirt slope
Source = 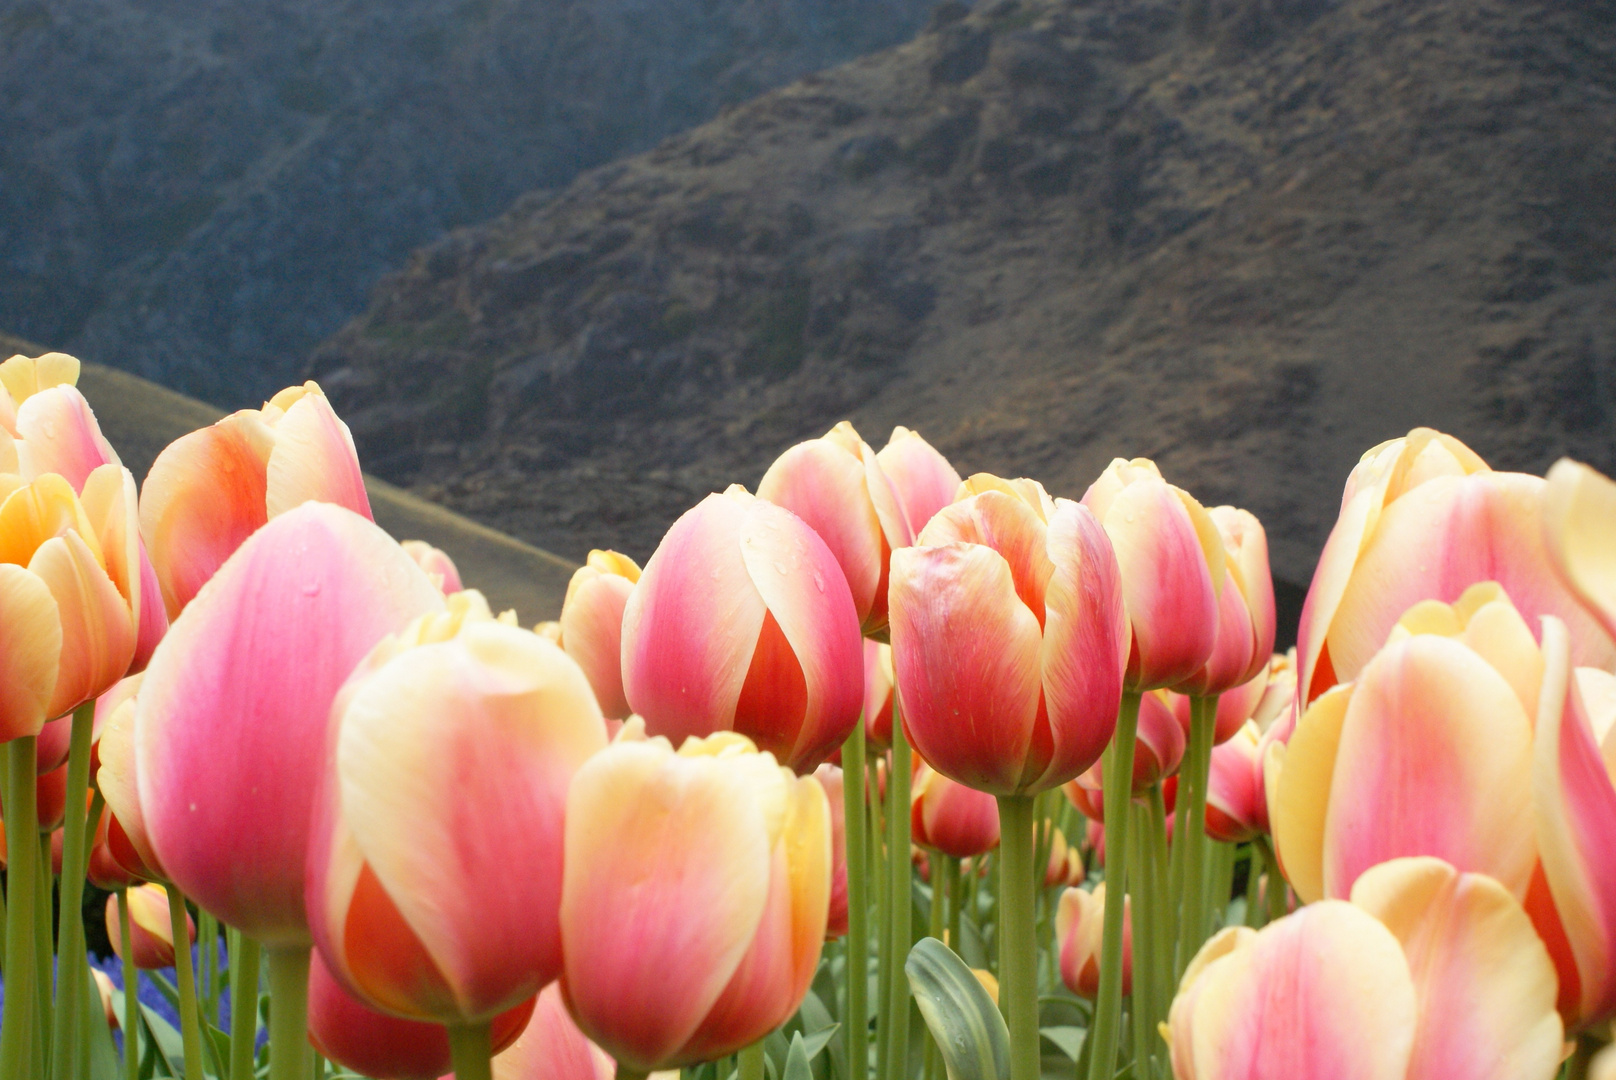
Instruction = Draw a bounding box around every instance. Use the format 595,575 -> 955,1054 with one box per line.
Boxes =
313,0 -> 1616,593
2,331 -> 576,621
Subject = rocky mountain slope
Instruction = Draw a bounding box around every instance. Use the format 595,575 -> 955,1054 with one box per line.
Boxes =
0,0 -> 938,405
312,0 -> 1616,590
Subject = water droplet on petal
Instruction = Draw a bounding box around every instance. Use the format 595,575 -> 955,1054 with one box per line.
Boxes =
302,582 -> 321,597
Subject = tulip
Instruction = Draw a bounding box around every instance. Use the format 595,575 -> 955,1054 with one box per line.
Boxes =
910,762 -> 1000,859
1247,649 -> 1298,734
0,352 -> 81,423
308,591 -> 607,1030
139,380 -> 372,619
555,550 -> 640,720
1041,824 -> 1083,888
1296,429 -> 1614,710
863,638 -> 895,749
621,485 -> 863,773
1203,722 -> 1266,844
136,502 -> 446,945
1174,506 -> 1275,699
1068,691 -> 1184,806
1057,885 -> 1129,999
96,676 -> 163,884
485,984 -> 616,1080
307,950 -> 535,1080
890,481 -> 1126,795
812,764 -> 850,939
1164,666 -> 1266,750
874,425 -> 962,544
1272,583 -> 1542,905
1166,857 -> 1563,1080
757,421 -> 914,636
107,884 -> 194,970
402,540 -> 465,595
560,730 -> 830,1072
91,969 -> 118,1031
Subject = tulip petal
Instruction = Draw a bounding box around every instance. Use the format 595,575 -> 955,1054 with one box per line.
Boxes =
336,624 -> 607,1018
97,686 -> 164,881
0,562 -> 61,740
561,740 -> 777,1071
560,569 -> 635,720
1534,617 -> 1616,1029
876,426 -> 960,541
30,531 -> 137,720
757,436 -> 885,621
491,984 -> 612,1080
0,351 -> 80,404
919,491 -> 1053,624
1184,902 -> 1417,1080
264,387 -> 373,520
737,496 -> 863,770
621,493 -> 767,747
15,386 -> 120,490
137,503 -> 445,944
1350,858 -> 1562,1080
890,544 -> 1043,795
1269,683 -> 1351,904
1543,459 -> 1616,645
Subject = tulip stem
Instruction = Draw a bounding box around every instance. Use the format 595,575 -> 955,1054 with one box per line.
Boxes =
1086,690 -> 1140,1080
738,1039 -> 766,1080
873,751 -> 891,1080
33,832 -> 52,1071
1172,695 -> 1218,978
1254,837 -> 1287,926
447,1021 -> 493,1080
1566,1033 -> 1602,1080
266,945 -> 311,1080
0,738 -> 40,1080
165,884 -> 206,1080
118,890 -> 140,1080
995,794 -> 1037,1080
1145,783 -> 1172,1048
50,701 -> 98,1080
886,715 -> 915,1080
614,1065 -> 648,1080
843,722 -> 871,1080
228,931 -> 261,1080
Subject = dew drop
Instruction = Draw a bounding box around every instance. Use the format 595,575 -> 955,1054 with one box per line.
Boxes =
301,581 -> 321,597
813,571 -> 825,592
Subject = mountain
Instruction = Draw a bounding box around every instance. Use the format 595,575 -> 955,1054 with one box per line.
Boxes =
0,0 -> 939,405
312,0 -> 1616,598
1,331 -> 577,620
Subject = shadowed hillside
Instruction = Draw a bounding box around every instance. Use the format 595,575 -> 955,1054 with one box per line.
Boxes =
315,0 -> 1616,593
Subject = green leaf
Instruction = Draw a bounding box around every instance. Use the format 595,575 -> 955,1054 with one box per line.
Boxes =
799,1022 -> 840,1062
904,938 -> 1009,1080
1038,1026 -> 1085,1063
783,1032 -> 814,1080
81,963 -> 121,1080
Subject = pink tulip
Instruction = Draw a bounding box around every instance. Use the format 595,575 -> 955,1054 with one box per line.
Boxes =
1057,885 -> 1128,999
307,949 -> 535,1080
139,381 -> 372,619
910,761 -> 1000,859
107,884 -> 194,970
137,502 -> 445,944
757,421 -> 913,636
91,969 -> 118,1031
487,985 -> 616,1080
308,592 -> 608,1022
1081,459 -> 1223,692
621,486 -> 863,773
1296,430 -> 1613,709
560,730 -> 830,1072
1167,857 -> 1562,1080
863,638 -> 895,749
1203,722 -> 1266,843
890,481 -> 1127,794
874,426 -> 962,544
1174,507 -> 1275,698
96,675 -> 164,883
557,550 -> 640,720
1066,689 -> 1185,809
812,764 -> 850,939
401,540 -> 464,595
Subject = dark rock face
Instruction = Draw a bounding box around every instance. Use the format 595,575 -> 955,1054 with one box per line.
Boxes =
0,0 -> 939,404
316,0 -> 1616,587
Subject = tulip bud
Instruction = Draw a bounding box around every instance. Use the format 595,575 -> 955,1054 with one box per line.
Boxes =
91,968 -> 118,1031
874,426 -> 961,543
812,764 -> 850,939
138,503 -> 446,944
308,592 -> 608,1023
910,762 -> 999,859
107,884 -> 194,970
621,486 -> 863,773
307,949 -> 535,1080
891,484 -> 1127,795
140,381 -> 372,619
1056,885 -> 1129,999
555,550 -> 640,719
560,731 -> 830,1072
1174,506 -> 1276,698
1081,458 -> 1224,692
401,540 -> 464,596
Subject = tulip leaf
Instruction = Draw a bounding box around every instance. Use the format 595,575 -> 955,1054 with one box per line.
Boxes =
784,1032 -> 815,1080
904,937 -> 1009,1080
799,1022 -> 841,1062
81,964 -> 120,1080
1039,1026 -> 1085,1062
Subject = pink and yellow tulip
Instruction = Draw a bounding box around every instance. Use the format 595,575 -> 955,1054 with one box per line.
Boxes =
136,502 -> 445,943
402,540 -> 464,595
307,591 -> 608,1022
1174,506 -> 1275,698
106,883 -> 194,970
1296,429 -> 1613,708
874,425 -> 961,546
560,730 -> 830,1072
1081,459 -> 1223,692
1166,857 -> 1562,1080
890,480 -> 1127,794
863,638 -> 895,749
620,486 -> 863,772
1057,884 -> 1129,999
910,761 -> 1000,859
813,763 -> 850,939
484,984 -> 619,1080
139,381 -> 372,619
95,675 -> 164,883
556,549 -> 641,720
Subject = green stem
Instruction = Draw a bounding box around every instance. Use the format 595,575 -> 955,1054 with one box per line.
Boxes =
447,1021 -> 493,1080
51,700 -> 97,1080
738,1039 -> 766,1080
118,890 -> 139,1080
1565,1033 -> 1605,1080
229,933 -> 262,1080
266,946 -> 311,1080
995,795 -> 1037,1080
199,912 -> 217,1028
0,738 -> 40,1079
1145,783 -> 1173,1050
1173,695 -> 1217,978
842,723 -> 870,1080
885,713 -> 914,1080
166,885 -> 205,1080
1255,837 -> 1287,926
924,842 -> 947,1080
1126,799 -> 1157,1080
873,751 -> 891,1080
1085,691 -> 1139,1080
615,1064 -> 649,1080
945,856 -> 962,958
1242,847 -> 1262,929
33,832 -> 51,1072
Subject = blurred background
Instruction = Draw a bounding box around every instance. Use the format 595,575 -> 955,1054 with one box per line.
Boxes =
2,0 -> 1612,618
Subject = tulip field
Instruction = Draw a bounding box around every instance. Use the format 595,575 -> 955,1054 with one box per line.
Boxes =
0,349 -> 1614,1080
